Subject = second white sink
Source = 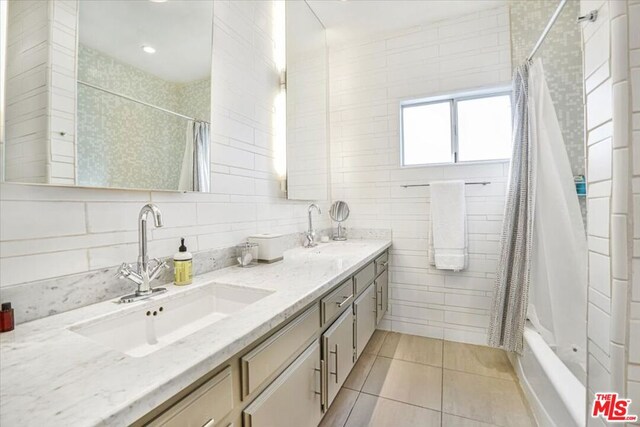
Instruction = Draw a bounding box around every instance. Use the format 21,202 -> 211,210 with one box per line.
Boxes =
69,283 -> 274,357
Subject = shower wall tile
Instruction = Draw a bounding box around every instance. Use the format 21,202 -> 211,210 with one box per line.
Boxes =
588,197 -> 610,238
588,302 -> 611,355
589,252 -> 612,297
588,138 -> 613,183
610,280 -> 628,344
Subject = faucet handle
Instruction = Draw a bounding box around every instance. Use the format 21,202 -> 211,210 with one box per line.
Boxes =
115,263 -> 132,279
149,258 -> 169,281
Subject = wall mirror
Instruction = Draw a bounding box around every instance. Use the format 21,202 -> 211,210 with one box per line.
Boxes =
2,0 -> 213,192
285,1 -> 328,201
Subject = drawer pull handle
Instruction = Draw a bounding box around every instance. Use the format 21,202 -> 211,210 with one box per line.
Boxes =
329,344 -> 339,383
377,288 -> 383,310
336,294 -> 353,308
377,261 -> 388,268
314,362 -> 323,396
203,419 -> 215,427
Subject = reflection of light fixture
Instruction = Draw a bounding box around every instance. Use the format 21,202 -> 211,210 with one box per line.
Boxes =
149,0 -> 168,3
142,45 -> 156,54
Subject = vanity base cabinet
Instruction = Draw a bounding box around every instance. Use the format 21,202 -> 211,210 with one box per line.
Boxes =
242,341 -> 322,427
354,283 -> 376,359
147,366 -> 233,427
375,269 -> 388,324
322,308 -> 355,409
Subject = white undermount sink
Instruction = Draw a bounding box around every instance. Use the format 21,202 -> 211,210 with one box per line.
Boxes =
69,283 -> 274,357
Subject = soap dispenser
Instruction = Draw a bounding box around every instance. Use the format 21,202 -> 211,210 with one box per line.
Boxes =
173,238 -> 193,286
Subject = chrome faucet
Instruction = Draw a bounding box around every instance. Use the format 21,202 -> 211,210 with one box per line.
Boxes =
305,204 -> 321,248
116,203 -> 169,303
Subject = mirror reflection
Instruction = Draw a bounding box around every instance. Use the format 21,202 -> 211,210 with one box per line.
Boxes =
3,0 -> 213,192
285,0 -> 328,201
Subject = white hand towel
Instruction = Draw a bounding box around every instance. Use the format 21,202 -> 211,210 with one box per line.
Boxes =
428,180 -> 467,271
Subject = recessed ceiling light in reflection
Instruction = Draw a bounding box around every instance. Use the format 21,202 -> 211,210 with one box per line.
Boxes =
149,0 -> 168,3
142,45 -> 156,54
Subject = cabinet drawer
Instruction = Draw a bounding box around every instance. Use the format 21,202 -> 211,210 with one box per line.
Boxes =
150,367 -> 233,427
375,251 -> 389,276
242,304 -> 320,398
353,262 -> 375,295
243,341 -> 323,427
321,279 -> 354,324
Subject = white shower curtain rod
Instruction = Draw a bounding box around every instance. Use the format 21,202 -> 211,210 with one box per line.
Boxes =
526,0 -> 568,62
77,80 -> 211,124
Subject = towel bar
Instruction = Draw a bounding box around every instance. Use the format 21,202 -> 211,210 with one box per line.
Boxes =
400,181 -> 491,188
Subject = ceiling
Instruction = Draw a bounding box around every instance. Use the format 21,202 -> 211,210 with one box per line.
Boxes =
306,0 -> 507,44
79,1 -> 213,83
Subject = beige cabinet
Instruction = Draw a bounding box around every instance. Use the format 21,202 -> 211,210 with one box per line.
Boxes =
353,262 -> 375,295
148,367 -> 233,427
241,304 -> 319,398
354,282 -> 376,358
242,341 -> 323,427
375,269 -> 388,324
322,308 -> 354,408
321,279 -> 354,325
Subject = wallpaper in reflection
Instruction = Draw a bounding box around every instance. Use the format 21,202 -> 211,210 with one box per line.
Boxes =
77,45 -> 210,190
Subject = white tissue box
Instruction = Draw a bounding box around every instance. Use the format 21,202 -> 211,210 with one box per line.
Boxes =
248,233 -> 288,263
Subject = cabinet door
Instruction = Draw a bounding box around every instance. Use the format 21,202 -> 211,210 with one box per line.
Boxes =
243,341 -> 322,427
354,283 -> 376,358
323,308 -> 354,408
375,269 -> 388,324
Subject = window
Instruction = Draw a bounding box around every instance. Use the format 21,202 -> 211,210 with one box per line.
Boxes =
401,89 -> 512,166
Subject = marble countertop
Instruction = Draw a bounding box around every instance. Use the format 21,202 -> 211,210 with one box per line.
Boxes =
0,239 -> 391,427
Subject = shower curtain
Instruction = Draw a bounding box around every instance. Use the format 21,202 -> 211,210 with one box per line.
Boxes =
179,120 -> 210,192
489,59 -> 586,356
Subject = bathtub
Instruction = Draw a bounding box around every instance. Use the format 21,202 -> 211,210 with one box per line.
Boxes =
510,326 -> 586,426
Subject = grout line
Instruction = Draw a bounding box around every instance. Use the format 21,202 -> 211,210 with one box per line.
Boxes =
441,333 -> 445,427
358,390 -> 441,413
339,390 -> 360,427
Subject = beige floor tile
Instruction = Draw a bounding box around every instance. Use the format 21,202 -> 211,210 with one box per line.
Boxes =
319,387 -> 359,427
345,393 -> 441,427
363,330 -> 388,355
443,413 -> 499,427
378,332 -> 443,367
443,341 -> 515,380
344,352 -> 376,391
362,356 -> 442,411
443,369 -> 535,427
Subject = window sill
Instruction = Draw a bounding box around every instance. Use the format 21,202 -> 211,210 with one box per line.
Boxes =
400,159 -> 511,168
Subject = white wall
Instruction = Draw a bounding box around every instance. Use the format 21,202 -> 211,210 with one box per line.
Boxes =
582,0 -> 639,424
329,6 -> 511,344
0,1 -> 329,297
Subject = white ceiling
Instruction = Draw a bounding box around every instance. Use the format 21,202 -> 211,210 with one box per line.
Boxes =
306,0 -> 507,44
79,0 -> 213,83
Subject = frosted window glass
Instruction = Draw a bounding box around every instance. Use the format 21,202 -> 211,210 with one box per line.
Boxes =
402,102 -> 452,165
457,95 -> 512,162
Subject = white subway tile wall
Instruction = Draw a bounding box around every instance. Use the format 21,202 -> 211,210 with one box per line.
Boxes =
582,0 -> 639,422
329,6 -> 511,345
0,1 -> 329,295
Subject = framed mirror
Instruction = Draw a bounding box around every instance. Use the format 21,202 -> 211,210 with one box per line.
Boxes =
285,0 -> 328,201
2,0 -> 213,192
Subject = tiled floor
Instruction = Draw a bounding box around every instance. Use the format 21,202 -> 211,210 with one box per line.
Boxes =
319,331 -> 536,427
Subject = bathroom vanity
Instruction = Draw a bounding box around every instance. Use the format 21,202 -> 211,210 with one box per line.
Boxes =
0,240 -> 390,427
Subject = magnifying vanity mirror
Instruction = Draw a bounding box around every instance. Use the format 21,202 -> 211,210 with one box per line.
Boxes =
2,0 -> 213,192
329,201 -> 350,241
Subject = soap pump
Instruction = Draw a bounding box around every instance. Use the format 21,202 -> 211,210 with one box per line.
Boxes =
173,238 -> 193,286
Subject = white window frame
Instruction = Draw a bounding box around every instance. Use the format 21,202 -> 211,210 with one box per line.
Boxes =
400,86 -> 512,167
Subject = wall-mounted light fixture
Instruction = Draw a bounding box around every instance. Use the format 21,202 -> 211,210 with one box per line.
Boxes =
273,0 -> 287,193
